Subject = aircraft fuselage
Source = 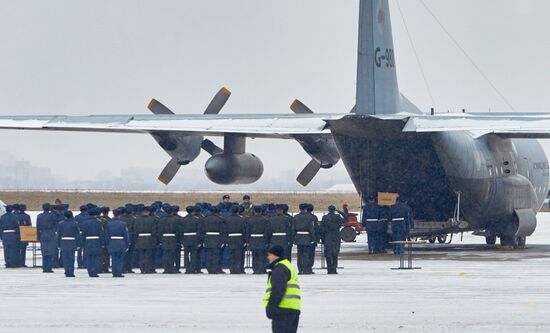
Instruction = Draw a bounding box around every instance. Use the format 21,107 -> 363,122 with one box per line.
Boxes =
330,115 -> 549,241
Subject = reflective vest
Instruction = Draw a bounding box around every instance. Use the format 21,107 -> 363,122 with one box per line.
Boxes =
263,259 -> 301,310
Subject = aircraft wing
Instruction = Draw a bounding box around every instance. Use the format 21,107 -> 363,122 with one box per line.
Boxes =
0,114 -> 345,139
371,112 -> 550,139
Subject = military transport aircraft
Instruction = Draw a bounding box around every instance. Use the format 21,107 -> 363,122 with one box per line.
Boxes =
0,0 -> 549,247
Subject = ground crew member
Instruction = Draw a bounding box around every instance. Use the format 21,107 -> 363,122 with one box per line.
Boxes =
98,207 -> 111,273
247,205 -> 270,274
0,205 -> 21,268
15,204 -> 32,267
362,196 -> 379,254
158,206 -> 179,274
74,205 -> 89,269
57,211 -> 80,277
37,203 -> 56,273
79,208 -> 104,277
320,205 -> 344,274
134,206 -> 159,274
268,205 -> 293,263
202,206 -> 225,274
264,245 -> 301,333
120,206 -> 136,274
225,205 -> 247,274
292,204 -> 316,274
105,209 -> 130,278
178,206 -> 203,274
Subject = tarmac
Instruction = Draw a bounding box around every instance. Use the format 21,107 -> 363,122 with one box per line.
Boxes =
0,213 -> 549,332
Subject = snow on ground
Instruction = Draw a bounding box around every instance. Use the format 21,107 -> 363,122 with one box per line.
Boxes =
0,214 -> 549,332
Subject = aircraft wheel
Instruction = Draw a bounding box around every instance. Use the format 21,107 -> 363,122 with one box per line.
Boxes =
437,235 -> 448,244
485,235 -> 497,245
516,236 -> 526,248
428,237 -> 436,244
340,226 -> 357,243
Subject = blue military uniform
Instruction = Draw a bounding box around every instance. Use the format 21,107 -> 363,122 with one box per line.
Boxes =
37,204 -> 57,273
362,201 -> 379,254
0,206 -> 21,268
390,201 -> 412,254
79,210 -> 105,277
15,205 -> 32,267
377,205 -> 391,253
105,214 -> 129,277
74,206 -> 90,269
57,212 -> 80,277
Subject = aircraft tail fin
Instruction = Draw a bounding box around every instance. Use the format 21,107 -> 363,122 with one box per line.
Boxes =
356,0 -> 400,115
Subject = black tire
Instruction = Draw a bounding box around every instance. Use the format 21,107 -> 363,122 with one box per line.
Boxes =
485,235 -> 497,245
428,237 -> 436,244
437,235 -> 448,244
516,236 -> 526,248
340,226 -> 357,243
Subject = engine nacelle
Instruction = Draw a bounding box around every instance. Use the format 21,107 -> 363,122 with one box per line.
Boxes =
205,153 -> 264,185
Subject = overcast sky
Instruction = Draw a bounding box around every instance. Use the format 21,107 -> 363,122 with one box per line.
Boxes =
0,0 -> 549,188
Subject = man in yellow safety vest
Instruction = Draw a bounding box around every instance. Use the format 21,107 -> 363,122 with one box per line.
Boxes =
264,245 -> 301,333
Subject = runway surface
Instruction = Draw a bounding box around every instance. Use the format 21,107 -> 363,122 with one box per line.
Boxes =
0,213 -> 549,332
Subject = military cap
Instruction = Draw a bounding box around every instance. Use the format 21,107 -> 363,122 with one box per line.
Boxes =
243,194 -> 250,200
253,205 -> 263,213
20,204 -> 27,212
328,205 -> 336,212
5,205 -> 13,212
64,210 -> 74,219
42,203 -> 51,211
80,205 -> 88,212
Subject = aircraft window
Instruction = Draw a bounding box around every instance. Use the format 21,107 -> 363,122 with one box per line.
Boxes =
504,169 -> 511,174
504,161 -> 510,166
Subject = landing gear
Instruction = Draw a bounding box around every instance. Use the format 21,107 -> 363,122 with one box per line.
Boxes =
516,236 -> 526,248
437,235 -> 448,244
428,237 -> 436,244
499,235 -> 516,247
485,235 -> 497,245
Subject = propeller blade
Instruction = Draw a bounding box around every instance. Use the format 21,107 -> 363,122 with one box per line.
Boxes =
204,87 -> 232,114
290,99 -> 314,114
158,157 -> 181,185
148,98 -> 175,115
201,139 -> 224,155
296,159 -> 322,187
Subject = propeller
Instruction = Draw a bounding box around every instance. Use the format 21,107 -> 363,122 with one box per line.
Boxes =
158,157 -> 182,185
291,99 -> 321,186
296,159 -> 322,186
204,87 -> 232,114
148,99 -> 175,115
148,88 -> 229,185
201,138 -> 224,156
290,99 -> 314,114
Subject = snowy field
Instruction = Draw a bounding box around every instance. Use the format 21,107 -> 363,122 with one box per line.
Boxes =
0,213 -> 549,332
